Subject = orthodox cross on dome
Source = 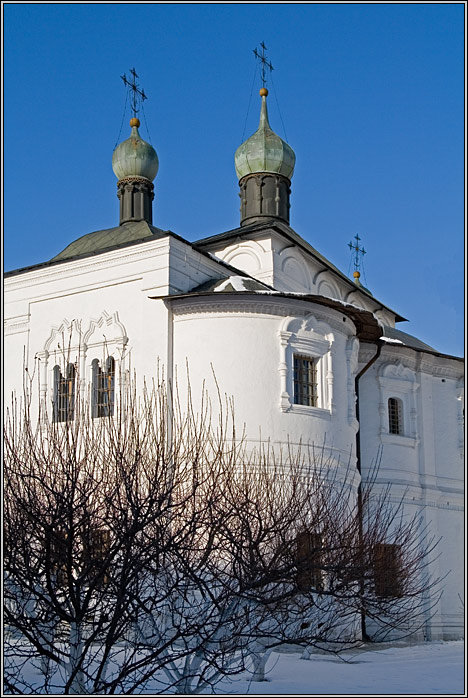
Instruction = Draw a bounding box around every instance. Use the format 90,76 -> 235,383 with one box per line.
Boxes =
348,234 -> 366,281
253,41 -> 274,89
120,67 -> 147,118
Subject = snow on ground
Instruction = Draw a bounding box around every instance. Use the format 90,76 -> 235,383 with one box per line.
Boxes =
204,642 -> 465,696
7,640 -> 464,695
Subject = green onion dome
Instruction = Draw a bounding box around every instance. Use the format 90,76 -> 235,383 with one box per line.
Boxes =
235,89 -> 295,181
112,118 -> 159,181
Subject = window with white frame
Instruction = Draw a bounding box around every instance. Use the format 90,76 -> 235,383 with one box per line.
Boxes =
378,362 -> 419,447
279,314 -> 334,414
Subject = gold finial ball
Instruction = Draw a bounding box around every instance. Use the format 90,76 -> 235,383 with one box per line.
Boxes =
130,117 -> 140,128
353,271 -> 361,279
259,87 -> 268,97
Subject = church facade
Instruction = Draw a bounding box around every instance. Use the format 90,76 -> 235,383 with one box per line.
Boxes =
4,86 -> 464,641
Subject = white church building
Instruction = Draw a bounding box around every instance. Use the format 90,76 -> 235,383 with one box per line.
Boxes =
4,83 -> 464,642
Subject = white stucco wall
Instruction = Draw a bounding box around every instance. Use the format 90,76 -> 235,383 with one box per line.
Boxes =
169,294 -> 361,493
358,344 -> 464,640
3,232 -> 463,643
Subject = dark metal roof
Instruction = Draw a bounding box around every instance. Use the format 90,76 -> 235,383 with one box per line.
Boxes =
381,325 -> 463,360
382,325 -> 436,352
190,276 -> 273,293
4,223 -> 244,279
50,220 -> 167,261
195,219 -> 407,323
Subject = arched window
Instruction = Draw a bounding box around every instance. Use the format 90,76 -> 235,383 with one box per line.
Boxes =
53,363 -> 75,422
388,397 -> 403,435
92,357 -> 115,418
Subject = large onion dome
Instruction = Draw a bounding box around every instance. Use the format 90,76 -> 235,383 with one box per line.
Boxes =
235,88 -> 295,181
112,117 -> 159,181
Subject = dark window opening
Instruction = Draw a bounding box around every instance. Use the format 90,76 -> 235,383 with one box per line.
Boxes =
293,355 -> 318,407
388,397 -> 403,435
373,543 -> 402,597
53,364 -> 75,422
296,531 -> 323,592
84,528 -> 111,587
92,357 -> 115,418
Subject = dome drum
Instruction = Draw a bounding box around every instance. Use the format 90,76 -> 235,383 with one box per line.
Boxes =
239,172 -> 291,226
117,176 -> 154,225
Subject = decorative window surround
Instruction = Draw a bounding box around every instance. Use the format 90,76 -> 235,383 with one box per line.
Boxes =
279,314 -> 334,415
37,311 -> 128,418
378,362 -> 419,448
37,318 -> 82,413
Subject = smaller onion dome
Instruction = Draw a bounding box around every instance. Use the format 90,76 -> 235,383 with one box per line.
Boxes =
112,117 -> 159,181
235,89 -> 295,181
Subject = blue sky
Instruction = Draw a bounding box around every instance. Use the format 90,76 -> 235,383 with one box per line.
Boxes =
3,2 -> 465,356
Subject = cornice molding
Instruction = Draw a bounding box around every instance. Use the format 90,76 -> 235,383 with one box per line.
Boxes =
359,345 -> 463,378
4,315 -> 30,335
170,295 -> 356,335
4,237 -> 172,291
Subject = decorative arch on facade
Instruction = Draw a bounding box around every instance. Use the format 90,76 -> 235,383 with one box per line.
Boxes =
84,310 -> 129,412
37,318 -> 82,414
279,249 -> 312,291
37,312 -> 128,418
83,310 -> 128,350
315,270 -> 343,300
278,313 -> 334,414
344,289 -> 374,313
377,361 -> 419,446
44,317 -> 82,357
220,241 -> 263,275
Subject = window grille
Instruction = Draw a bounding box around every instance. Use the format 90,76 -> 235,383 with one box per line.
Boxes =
293,355 -> 318,407
296,531 -> 323,591
92,357 -> 115,418
373,543 -> 402,597
388,397 -> 403,435
53,364 -> 75,422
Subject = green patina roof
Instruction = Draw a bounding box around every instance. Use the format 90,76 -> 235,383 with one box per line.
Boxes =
51,220 -> 167,262
235,94 -> 295,181
112,124 -> 159,181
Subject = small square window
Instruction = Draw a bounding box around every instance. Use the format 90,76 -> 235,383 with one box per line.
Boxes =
293,355 -> 318,407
